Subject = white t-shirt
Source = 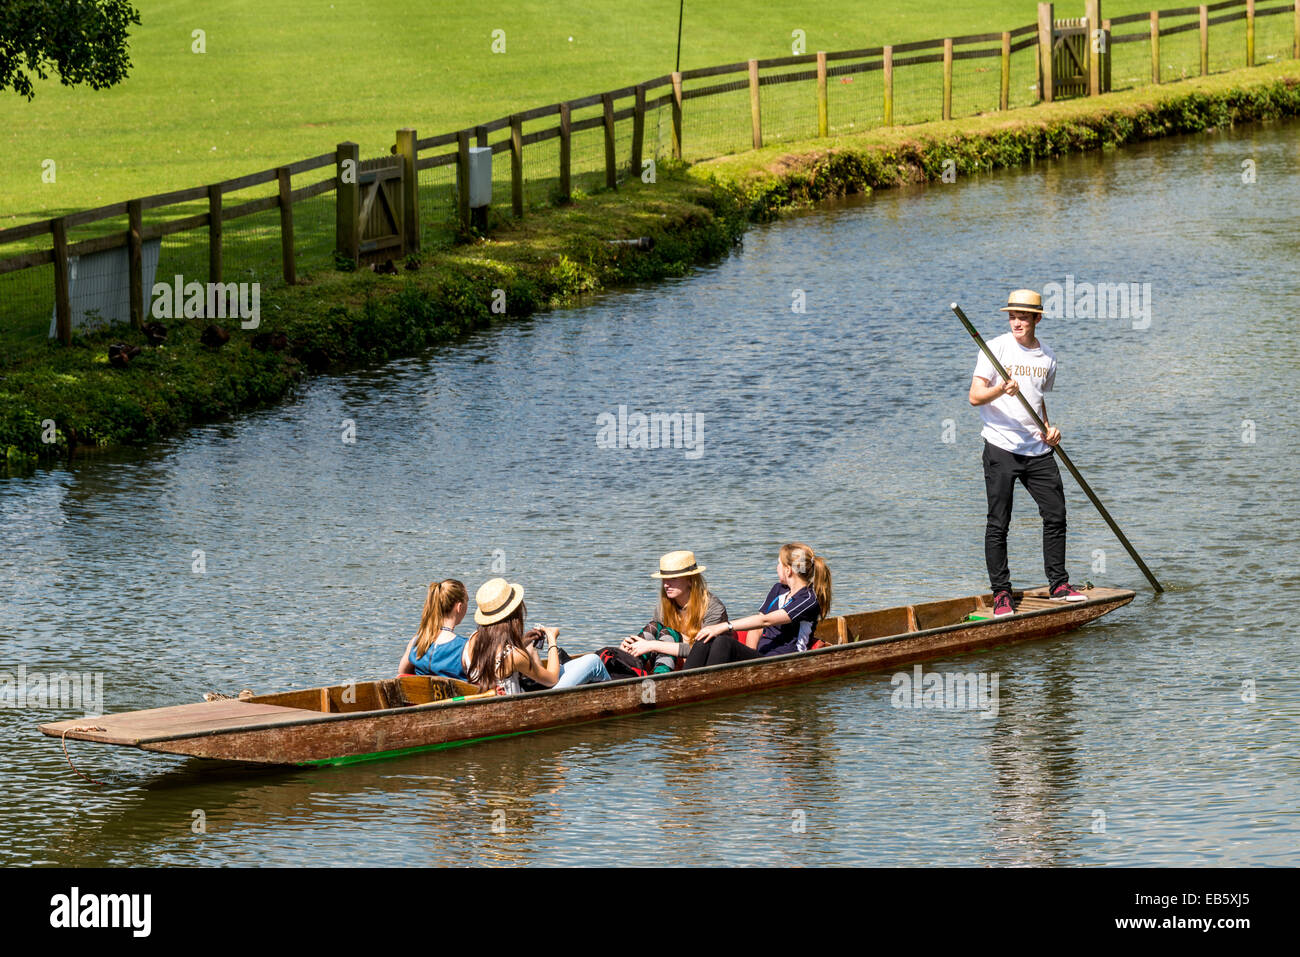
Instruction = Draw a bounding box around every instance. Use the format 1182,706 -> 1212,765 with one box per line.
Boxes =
973,333 -> 1057,456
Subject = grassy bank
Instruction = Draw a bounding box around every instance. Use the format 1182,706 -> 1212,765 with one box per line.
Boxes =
692,61 -> 1300,217
3,63 -> 1298,470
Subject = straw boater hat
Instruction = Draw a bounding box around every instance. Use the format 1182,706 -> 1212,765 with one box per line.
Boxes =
651,550 -> 706,579
474,577 -> 525,625
999,289 -> 1044,315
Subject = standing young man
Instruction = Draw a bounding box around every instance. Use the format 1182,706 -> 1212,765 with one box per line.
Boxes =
968,289 -> 1086,616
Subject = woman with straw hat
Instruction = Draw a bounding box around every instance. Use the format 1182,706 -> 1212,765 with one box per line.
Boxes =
611,551 -> 729,676
461,578 -> 610,695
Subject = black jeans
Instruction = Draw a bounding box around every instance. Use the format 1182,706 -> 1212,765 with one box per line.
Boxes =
684,634 -> 761,669
982,440 -> 1068,594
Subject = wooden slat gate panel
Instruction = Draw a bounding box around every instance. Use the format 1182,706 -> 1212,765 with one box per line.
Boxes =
1053,17 -> 1111,98
357,156 -> 404,257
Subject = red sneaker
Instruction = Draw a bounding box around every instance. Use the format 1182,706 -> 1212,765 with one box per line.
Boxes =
1050,583 -> 1087,602
992,591 -> 1015,617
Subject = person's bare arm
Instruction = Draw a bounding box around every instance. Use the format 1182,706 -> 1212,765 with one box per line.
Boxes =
969,374 -> 1018,406
397,637 -> 416,675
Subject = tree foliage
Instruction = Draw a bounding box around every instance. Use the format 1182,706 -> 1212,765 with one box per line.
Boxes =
0,0 -> 142,100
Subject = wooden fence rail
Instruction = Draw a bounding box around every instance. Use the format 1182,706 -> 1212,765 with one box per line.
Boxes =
2,0 -> 1297,344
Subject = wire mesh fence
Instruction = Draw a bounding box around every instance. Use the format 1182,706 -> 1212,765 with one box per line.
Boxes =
3,3 -> 1297,346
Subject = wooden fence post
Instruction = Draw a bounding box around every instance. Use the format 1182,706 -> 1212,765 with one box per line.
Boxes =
1038,3 -> 1055,103
396,128 -> 418,254
1000,32 -> 1011,110
276,167 -> 295,284
336,141 -> 359,263
1150,11 -> 1160,84
670,71 -> 683,160
207,183 -> 222,284
509,114 -> 524,217
1200,5 -> 1209,75
456,130 -> 471,231
942,38 -> 953,120
631,84 -> 646,180
127,199 -> 143,328
559,103 -> 572,202
1086,0 -> 1101,96
52,217 -> 71,345
1246,0 -> 1255,66
883,46 -> 894,125
816,51 -> 828,136
602,92 -> 617,188
748,59 -> 762,149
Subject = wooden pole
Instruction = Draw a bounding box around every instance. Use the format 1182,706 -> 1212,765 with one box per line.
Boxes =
335,141 -> 359,264
1150,11 -> 1160,84
127,199 -> 143,328
950,302 -> 1164,594
207,183 -> 222,284
942,38 -> 953,120
1246,0 -> 1255,67
1086,0 -> 1101,96
631,84 -> 646,179
456,130 -> 471,231
509,114 -> 524,217
276,167 -> 295,284
1038,3 -> 1055,103
52,217 -> 71,345
1200,5 -> 1209,76
1103,18 -> 1112,92
670,71 -> 683,160
602,92 -> 617,189
1295,0 -> 1299,59
748,59 -> 762,149
816,51 -> 828,137
1000,32 -> 1011,110
396,128 -> 418,254
559,103 -> 572,202
883,45 -> 894,126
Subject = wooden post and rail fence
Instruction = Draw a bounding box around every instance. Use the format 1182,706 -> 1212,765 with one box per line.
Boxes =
2,0 -> 1297,345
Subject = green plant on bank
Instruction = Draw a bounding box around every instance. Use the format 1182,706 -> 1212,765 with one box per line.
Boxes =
2,65 -> 1298,472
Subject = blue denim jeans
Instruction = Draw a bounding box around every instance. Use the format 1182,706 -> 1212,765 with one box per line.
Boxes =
553,653 -> 611,688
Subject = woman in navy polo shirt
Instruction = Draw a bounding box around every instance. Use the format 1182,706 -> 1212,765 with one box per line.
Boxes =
685,543 -> 832,667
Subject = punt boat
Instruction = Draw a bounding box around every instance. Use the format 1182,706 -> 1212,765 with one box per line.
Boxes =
41,585 -> 1135,767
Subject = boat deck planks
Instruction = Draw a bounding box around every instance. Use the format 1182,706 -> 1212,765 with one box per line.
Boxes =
42,700 -> 315,745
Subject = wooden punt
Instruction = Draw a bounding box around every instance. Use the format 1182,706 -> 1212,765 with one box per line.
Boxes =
40,585 -> 1135,767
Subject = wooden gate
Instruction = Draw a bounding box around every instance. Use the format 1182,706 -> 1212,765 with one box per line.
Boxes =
1052,17 -> 1111,98
357,156 -> 404,258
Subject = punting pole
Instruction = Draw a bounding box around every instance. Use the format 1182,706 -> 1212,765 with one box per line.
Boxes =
951,302 -> 1165,594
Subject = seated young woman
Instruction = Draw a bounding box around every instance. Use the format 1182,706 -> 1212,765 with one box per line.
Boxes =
461,578 -> 610,695
397,579 -> 470,681
614,550 -> 728,674
686,543 -> 832,668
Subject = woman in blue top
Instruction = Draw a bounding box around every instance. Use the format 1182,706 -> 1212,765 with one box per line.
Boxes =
687,543 -> 832,667
397,579 -> 470,681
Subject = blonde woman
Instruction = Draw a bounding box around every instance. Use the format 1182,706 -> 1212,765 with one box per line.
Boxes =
616,551 -> 729,675
688,543 -> 832,667
397,579 -> 470,681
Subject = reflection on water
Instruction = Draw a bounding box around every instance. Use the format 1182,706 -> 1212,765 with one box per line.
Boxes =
2,120 -> 1299,866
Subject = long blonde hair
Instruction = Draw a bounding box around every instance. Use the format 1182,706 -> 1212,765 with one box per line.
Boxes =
780,543 -> 832,621
658,574 -> 712,638
414,579 -> 468,658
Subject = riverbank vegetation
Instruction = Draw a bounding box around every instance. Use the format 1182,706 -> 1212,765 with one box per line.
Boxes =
3,63 -> 1297,469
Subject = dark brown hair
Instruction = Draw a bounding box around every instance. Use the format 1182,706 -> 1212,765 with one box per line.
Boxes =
465,601 -> 527,691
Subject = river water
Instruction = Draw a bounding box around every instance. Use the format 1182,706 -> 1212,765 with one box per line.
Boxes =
2,120 -> 1297,867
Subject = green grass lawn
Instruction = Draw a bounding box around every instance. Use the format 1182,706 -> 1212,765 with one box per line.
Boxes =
2,0 -> 1180,224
